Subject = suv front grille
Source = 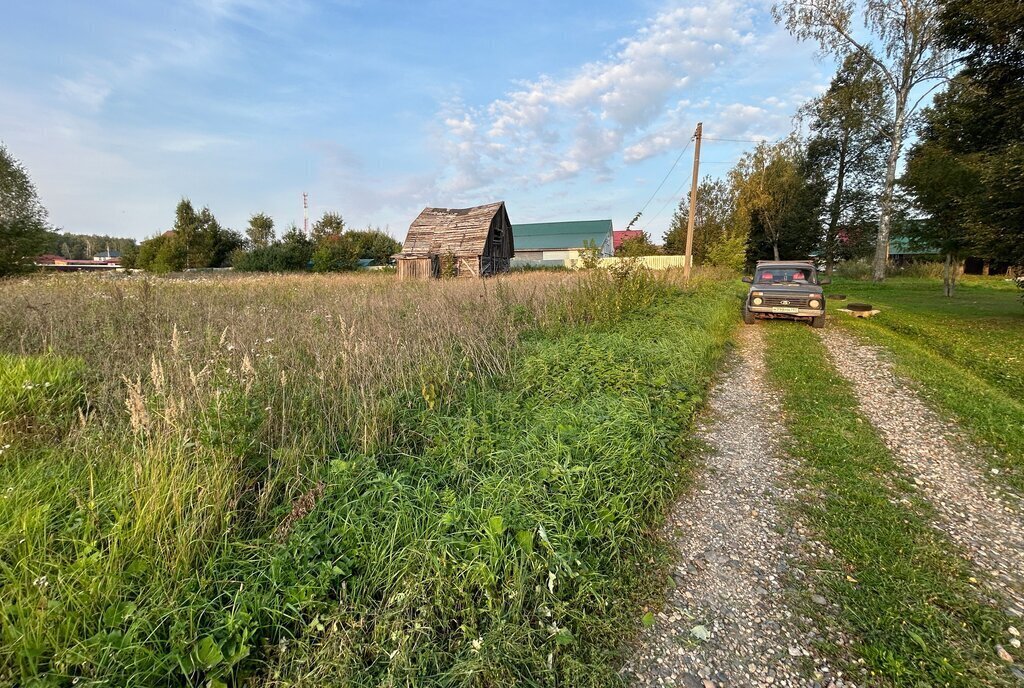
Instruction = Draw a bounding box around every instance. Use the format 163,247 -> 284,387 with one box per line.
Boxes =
761,295 -> 810,307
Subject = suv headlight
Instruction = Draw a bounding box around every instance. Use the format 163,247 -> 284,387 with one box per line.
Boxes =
808,298 -> 821,309
752,297 -> 763,306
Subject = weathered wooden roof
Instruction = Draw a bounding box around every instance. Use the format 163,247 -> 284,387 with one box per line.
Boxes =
397,202 -> 506,257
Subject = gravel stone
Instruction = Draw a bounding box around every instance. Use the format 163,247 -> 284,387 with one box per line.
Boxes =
819,328 -> 1024,612
623,326 -> 850,687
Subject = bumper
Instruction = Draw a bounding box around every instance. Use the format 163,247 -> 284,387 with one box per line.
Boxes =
748,306 -> 824,318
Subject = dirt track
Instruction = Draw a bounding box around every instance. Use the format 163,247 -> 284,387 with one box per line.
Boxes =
820,327 -> 1024,617
624,326 -> 850,688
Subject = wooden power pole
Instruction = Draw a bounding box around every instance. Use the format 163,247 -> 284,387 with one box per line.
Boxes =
683,122 -> 702,281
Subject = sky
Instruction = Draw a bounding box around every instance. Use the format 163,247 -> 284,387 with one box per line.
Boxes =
1,0 -> 834,242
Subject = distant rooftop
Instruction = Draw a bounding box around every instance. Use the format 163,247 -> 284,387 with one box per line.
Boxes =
612,229 -> 644,251
512,219 -> 613,251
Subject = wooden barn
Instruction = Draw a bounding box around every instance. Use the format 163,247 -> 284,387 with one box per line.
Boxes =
394,202 -> 514,279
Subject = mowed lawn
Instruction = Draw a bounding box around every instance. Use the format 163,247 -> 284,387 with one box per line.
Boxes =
826,276 -> 1024,490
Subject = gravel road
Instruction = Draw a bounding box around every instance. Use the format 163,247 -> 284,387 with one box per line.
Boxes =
820,328 -> 1024,618
624,326 -> 851,688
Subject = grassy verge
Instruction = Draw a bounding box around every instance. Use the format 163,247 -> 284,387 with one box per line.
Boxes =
826,277 -> 1024,492
0,271 -> 740,686
763,322 -> 1013,687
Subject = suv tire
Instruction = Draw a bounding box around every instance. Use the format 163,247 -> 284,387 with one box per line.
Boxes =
811,314 -> 826,329
743,307 -> 756,325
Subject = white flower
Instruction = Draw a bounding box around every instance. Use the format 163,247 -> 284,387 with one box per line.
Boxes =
471,637 -> 483,652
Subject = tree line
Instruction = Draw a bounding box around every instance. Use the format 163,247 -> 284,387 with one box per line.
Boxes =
622,0 -> 1021,296
0,144 -> 400,277
132,201 -> 400,273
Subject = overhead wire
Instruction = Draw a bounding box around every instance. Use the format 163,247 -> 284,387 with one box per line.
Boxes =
643,173 -> 692,232
631,131 -> 774,233
630,135 -> 694,224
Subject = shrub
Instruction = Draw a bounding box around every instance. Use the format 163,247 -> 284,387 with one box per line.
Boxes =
312,235 -> 360,272
705,234 -> 747,271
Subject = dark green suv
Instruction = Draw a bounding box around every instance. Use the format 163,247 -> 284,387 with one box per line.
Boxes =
741,260 -> 830,328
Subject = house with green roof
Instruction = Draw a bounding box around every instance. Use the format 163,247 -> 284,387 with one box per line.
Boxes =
511,219 -> 614,262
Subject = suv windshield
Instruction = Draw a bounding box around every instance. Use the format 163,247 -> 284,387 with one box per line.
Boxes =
754,267 -> 816,285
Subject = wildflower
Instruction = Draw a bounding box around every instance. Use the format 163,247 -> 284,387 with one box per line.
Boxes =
265,337 -> 274,343
471,637 -> 483,653
33,575 -> 49,590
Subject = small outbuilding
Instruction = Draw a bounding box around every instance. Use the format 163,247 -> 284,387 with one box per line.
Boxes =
395,201 -> 514,279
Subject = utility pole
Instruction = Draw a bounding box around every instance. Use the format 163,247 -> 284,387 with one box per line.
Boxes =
683,122 -> 702,282
302,192 -> 309,237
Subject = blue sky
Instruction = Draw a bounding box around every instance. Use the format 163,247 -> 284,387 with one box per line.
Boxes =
1,0 -> 833,241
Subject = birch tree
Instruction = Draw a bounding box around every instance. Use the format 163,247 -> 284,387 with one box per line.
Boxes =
773,0 -> 954,281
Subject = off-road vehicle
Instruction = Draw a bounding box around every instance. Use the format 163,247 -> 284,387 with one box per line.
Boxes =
741,260 -> 830,328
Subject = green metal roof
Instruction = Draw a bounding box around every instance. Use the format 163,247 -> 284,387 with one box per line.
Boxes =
889,218 -> 939,255
512,219 -> 613,251
888,236 -> 936,255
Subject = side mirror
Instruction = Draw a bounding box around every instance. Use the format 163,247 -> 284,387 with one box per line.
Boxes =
741,276 -> 753,283
818,277 -> 832,285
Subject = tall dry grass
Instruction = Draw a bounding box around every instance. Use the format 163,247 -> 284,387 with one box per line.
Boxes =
1,271 -> 570,444
0,267 -> 739,685
0,271 -> 575,682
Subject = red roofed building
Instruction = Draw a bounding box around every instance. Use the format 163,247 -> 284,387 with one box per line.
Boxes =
612,230 -> 644,254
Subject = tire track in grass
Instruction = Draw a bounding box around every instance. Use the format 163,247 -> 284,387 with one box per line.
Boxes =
764,322 -> 1015,686
624,326 -> 847,688
819,328 -> 1024,618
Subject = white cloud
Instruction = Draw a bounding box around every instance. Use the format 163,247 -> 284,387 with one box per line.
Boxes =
439,1 -> 759,193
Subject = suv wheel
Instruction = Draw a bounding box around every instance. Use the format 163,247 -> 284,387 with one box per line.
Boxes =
811,314 -> 825,329
743,307 -> 756,325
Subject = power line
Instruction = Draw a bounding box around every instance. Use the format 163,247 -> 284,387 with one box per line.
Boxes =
701,136 -> 769,143
630,136 -> 694,225
643,174 -> 691,233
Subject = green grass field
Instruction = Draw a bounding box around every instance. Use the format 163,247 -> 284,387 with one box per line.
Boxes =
0,270 -> 739,686
763,321 -> 1014,687
826,276 -> 1024,491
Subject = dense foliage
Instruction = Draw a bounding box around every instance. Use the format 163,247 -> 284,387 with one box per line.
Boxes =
0,145 -> 53,277
732,138 -> 825,264
804,53 -> 889,273
136,200 -> 243,273
234,217 -> 401,274
664,177 -> 746,270
903,0 -> 1024,281
773,0 -> 952,281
